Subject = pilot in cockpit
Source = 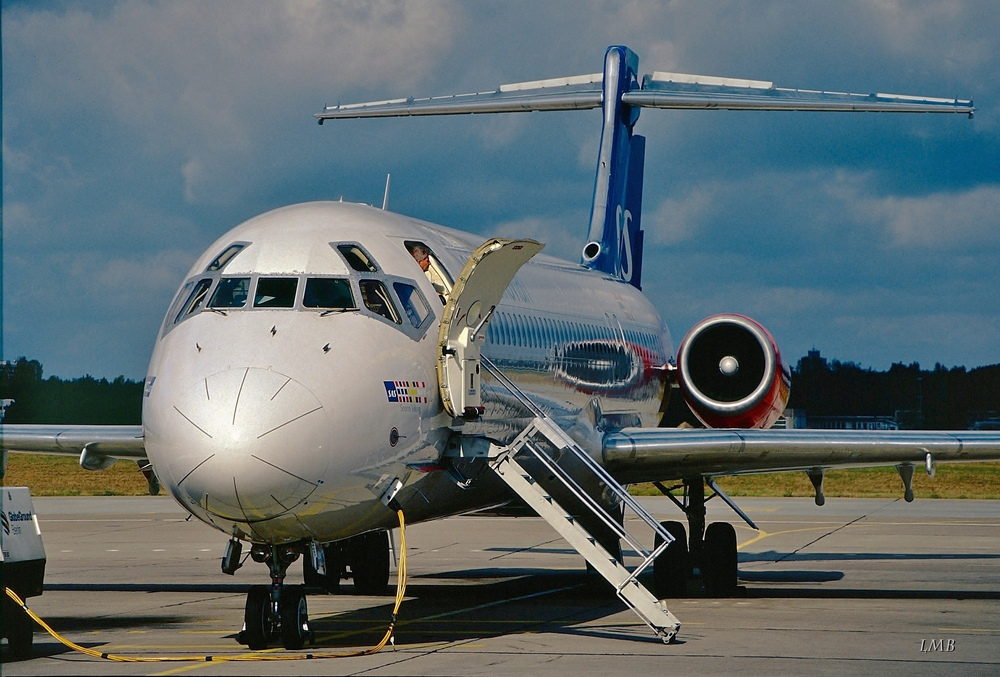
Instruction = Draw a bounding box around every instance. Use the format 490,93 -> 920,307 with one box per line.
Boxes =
406,242 -> 451,305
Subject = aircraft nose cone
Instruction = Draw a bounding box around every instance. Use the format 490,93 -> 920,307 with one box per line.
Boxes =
165,368 -> 329,522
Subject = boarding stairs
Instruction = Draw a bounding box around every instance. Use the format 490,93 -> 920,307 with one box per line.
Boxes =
435,238 -> 679,641
478,356 -> 681,643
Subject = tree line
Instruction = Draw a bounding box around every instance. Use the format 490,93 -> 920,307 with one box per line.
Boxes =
2,353 -> 998,429
787,350 -> 1000,430
1,358 -> 143,425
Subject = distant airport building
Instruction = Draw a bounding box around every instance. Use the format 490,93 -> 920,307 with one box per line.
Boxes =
806,415 -> 900,430
772,408 -> 807,429
774,408 -> 900,430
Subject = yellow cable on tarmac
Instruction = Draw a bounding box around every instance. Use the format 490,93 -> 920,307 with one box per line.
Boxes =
3,509 -> 408,663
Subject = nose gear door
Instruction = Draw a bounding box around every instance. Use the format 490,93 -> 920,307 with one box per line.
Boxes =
436,238 -> 543,418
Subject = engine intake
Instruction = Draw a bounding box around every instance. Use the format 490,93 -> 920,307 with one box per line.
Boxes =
677,314 -> 789,429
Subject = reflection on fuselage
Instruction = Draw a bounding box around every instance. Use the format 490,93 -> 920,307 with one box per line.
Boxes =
143,201 -> 672,545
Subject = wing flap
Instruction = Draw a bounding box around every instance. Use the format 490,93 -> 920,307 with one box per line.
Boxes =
603,428 -> 1000,483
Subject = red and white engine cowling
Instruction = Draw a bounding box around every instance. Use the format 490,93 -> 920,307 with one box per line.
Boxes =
676,314 -> 790,429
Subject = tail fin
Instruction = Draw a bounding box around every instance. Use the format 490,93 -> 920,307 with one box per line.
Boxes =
317,46 -> 972,292
580,46 -> 645,289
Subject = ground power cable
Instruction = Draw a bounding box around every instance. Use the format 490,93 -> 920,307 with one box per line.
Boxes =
3,509 -> 408,663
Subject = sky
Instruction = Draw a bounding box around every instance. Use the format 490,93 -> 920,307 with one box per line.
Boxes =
3,0 -> 999,380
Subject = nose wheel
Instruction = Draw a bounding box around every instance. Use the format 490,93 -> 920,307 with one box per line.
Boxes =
280,586 -> 310,650
241,585 -> 274,650
238,545 -> 312,650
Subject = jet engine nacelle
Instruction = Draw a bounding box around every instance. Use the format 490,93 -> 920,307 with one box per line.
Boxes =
676,314 -> 790,429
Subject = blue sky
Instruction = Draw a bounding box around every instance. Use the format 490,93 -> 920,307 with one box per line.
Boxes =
3,1 -> 999,379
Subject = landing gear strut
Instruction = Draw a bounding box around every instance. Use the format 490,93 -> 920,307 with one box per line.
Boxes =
652,477 -> 740,598
239,544 -> 311,650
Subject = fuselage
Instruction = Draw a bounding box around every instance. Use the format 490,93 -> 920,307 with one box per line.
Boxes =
143,201 -> 672,545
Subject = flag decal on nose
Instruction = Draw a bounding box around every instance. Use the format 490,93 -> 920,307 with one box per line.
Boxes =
384,380 -> 428,403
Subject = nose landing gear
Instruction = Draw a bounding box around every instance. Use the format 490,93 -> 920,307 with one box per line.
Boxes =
237,544 -> 311,651
238,531 -> 392,650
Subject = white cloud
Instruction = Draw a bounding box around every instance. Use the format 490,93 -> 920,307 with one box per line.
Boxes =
491,216 -> 580,262
3,1 -> 458,171
647,186 -> 715,245
871,186 -> 1000,248
181,158 -> 203,204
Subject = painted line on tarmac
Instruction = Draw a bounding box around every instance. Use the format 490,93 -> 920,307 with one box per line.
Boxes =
736,527 -> 832,550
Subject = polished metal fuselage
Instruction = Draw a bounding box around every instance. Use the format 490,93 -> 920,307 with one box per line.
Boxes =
142,202 -> 672,545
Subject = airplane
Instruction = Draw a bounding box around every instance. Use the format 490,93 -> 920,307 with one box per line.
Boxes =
3,45 -> 999,650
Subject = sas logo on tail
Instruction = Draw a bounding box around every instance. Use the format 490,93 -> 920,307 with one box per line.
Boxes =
384,381 -> 428,403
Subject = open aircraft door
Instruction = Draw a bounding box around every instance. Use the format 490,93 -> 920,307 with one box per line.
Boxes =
437,238 -> 543,418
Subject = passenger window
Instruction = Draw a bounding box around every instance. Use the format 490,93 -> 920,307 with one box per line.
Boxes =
206,244 -> 246,272
254,278 -> 298,308
174,278 -> 213,323
359,279 -> 401,324
336,244 -> 379,272
209,277 -> 250,308
303,278 -> 356,309
393,282 -> 429,328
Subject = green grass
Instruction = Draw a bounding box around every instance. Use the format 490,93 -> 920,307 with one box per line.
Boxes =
4,453 -> 1000,500
631,463 -> 1000,500
2,454 -> 157,495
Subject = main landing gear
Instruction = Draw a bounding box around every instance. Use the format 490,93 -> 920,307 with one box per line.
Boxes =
651,477 -> 742,598
236,530 -> 391,650
301,531 -> 391,596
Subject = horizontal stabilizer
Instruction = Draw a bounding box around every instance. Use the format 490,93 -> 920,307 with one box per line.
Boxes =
625,72 -> 974,114
317,69 -> 973,120
316,74 -> 603,120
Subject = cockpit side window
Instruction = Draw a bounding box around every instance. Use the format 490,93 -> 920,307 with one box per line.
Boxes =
205,243 -> 247,272
393,282 -> 429,328
175,279 -> 213,323
254,277 -> 298,308
209,277 -> 250,308
303,278 -> 355,309
336,244 -> 379,272
359,279 -> 401,324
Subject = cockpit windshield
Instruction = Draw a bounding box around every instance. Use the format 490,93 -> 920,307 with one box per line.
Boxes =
175,279 -> 213,323
393,282 -> 429,328
209,277 -> 250,308
359,279 -> 401,324
303,278 -> 355,309
254,278 -> 298,308
164,241 -> 432,341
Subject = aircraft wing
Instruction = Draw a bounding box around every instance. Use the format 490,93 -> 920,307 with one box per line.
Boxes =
316,70 -> 972,120
602,427 -> 1000,484
0,425 -> 146,471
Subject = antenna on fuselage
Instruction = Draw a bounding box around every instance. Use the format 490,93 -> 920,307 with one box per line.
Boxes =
382,173 -> 391,210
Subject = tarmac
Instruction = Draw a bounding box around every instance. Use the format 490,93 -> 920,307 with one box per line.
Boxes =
2,494 -> 999,676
